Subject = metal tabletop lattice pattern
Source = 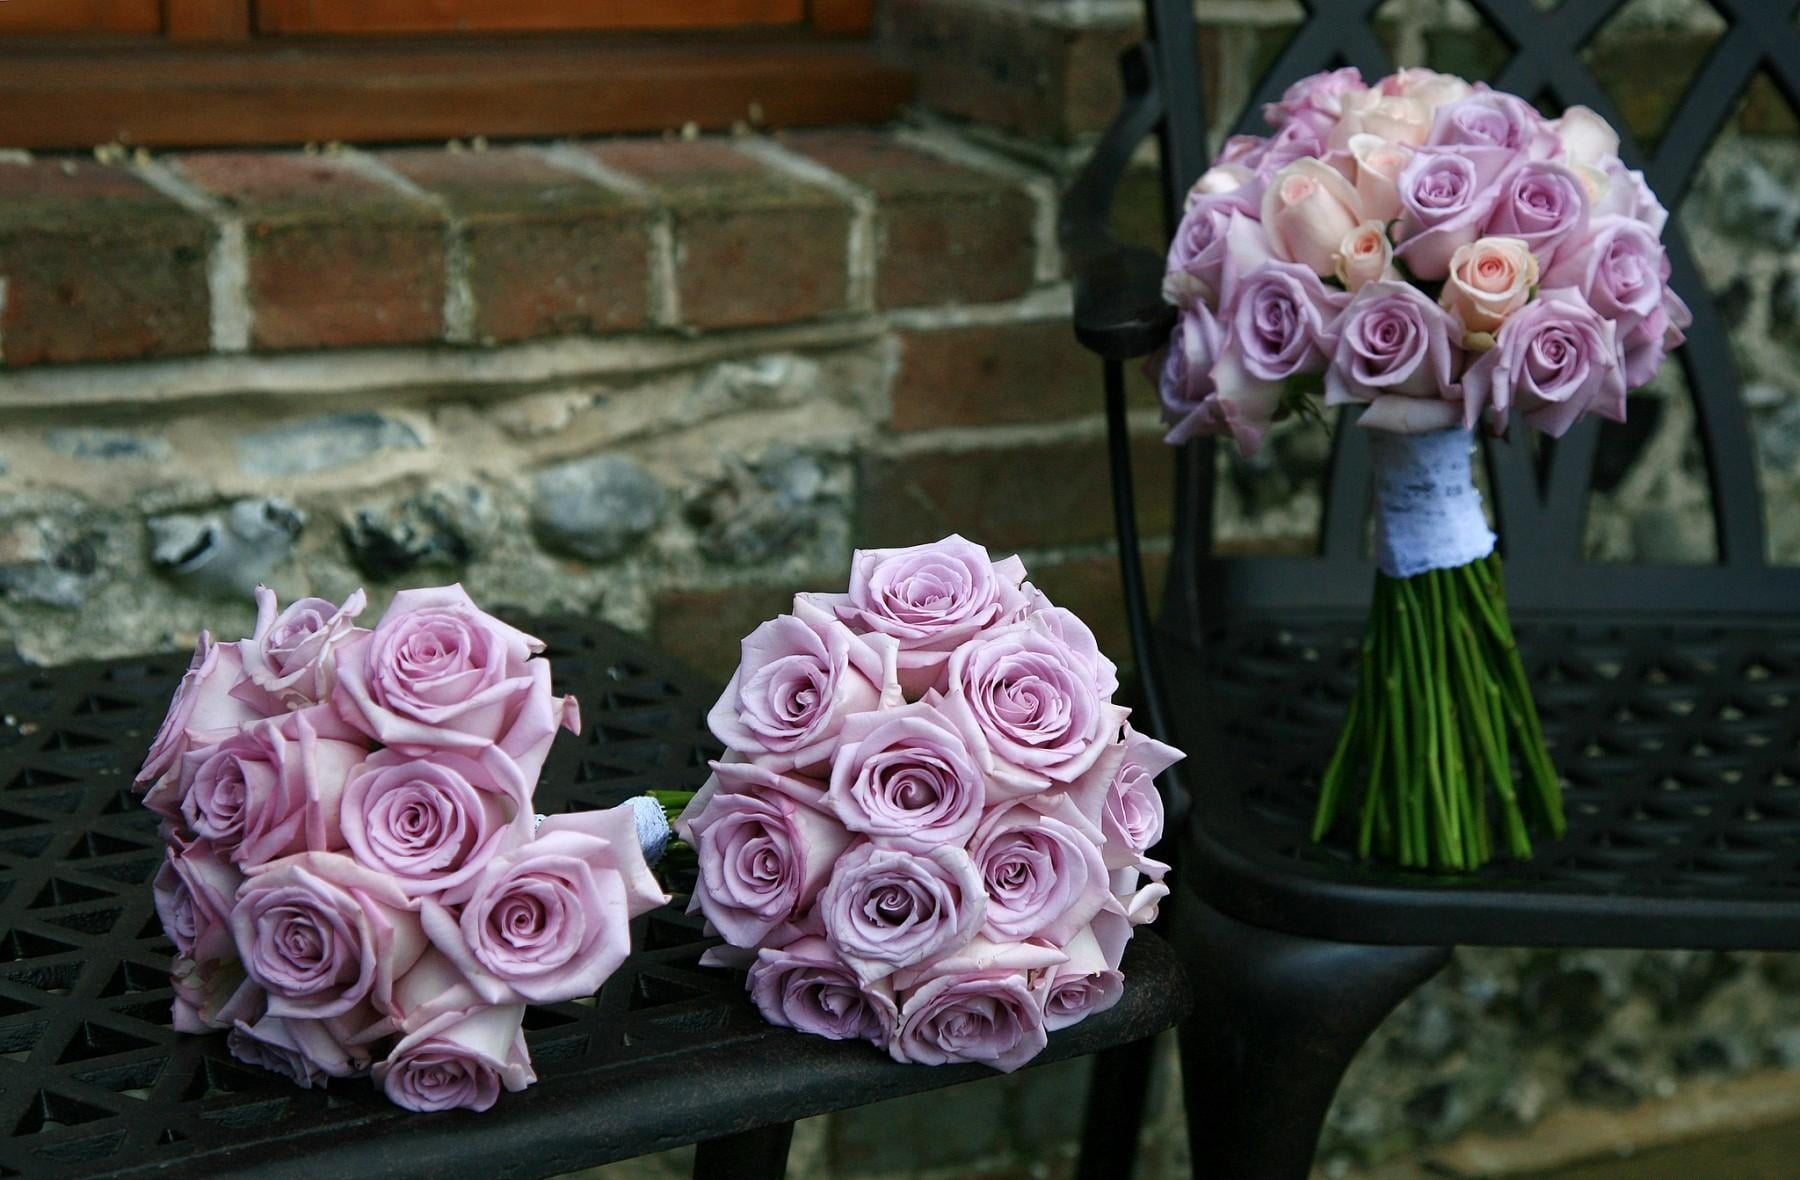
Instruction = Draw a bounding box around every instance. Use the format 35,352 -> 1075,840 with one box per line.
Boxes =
1194,614 -> 1800,901
0,618 -> 739,1177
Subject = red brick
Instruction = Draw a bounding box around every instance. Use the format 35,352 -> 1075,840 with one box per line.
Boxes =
854,430 -> 1174,552
176,152 -> 446,351
782,130 -> 1036,308
0,159 -> 210,366
587,140 -> 851,330
378,147 -> 653,343
652,582 -> 816,683
1022,550 -> 1168,671
891,319 -> 1102,430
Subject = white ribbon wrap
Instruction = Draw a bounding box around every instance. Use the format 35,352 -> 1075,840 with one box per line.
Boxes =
626,795 -> 673,867
1369,427 -> 1496,579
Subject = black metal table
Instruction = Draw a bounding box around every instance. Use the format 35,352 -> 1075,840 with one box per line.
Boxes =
0,617 -> 1189,1179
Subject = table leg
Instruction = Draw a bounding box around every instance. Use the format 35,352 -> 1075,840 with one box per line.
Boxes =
1075,1035 -> 1157,1180
692,1121 -> 795,1180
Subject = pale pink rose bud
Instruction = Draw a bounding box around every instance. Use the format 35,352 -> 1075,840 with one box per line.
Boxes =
1380,68 -> 1475,110
1188,164 -> 1253,201
1333,221 -> 1397,291
1330,92 -> 1432,150
1260,158 -> 1364,277
1550,105 -> 1620,168
1347,134 -> 1413,222
1441,236 -> 1540,337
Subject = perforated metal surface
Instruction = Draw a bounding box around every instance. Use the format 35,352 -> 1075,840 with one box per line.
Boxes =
0,619 -> 1188,1179
1175,611 -> 1800,948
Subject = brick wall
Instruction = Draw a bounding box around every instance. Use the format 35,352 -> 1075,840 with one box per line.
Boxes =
4,1 -> 1799,1178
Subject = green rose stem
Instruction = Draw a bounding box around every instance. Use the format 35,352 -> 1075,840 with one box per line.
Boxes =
647,788 -> 698,871
1311,552 -> 1565,870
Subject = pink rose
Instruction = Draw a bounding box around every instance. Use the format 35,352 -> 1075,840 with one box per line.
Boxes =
375,1004 -> 535,1113
1441,236 -> 1539,338
230,851 -> 427,1020
971,797 -> 1110,945
678,760 -> 850,947
1348,134 -> 1414,222
1110,865 -> 1171,926
1334,221 -> 1398,291
889,939 -> 1060,1073
820,842 -> 987,982
1593,159 -> 1668,235
1328,91 -> 1432,150
333,584 -> 578,779
824,535 -> 1030,698
178,710 -> 366,868
1261,159 -> 1364,277
1380,68 -> 1474,109
136,632 -> 262,801
238,586 -> 367,710
1263,67 -> 1367,137
1549,105 -> 1619,168
1039,925 -> 1124,1032
748,935 -> 899,1045
707,597 -> 900,775
341,748 -> 532,896
825,701 -> 988,852
229,1012 -> 372,1087
1461,287 -> 1625,436
1188,164 -> 1253,197
421,804 -> 669,1005
938,618 -> 1128,797
153,840 -> 242,964
1395,148 -> 1516,279
170,955 -> 261,1034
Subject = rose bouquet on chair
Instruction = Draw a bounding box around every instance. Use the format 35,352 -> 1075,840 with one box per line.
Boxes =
669,536 -> 1183,1072
1155,68 -> 1688,869
132,584 -> 671,1111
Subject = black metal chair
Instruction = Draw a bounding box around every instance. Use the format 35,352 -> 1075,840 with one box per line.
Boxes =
1063,1 -> 1800,1175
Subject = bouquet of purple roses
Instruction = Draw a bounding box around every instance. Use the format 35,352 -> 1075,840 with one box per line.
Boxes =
1156,67 -> 1689,868
133,584 -> 670,1111
675,536 -> 1183,1072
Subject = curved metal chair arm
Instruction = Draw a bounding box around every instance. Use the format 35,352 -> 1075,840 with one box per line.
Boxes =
1060,45 -> 1177,361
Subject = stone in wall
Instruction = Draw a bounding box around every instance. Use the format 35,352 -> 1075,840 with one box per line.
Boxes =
531,454 -> 667,563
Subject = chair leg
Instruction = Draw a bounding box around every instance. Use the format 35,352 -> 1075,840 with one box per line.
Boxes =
692,1121 -> 794,1180
1176,898 -> 1450,1180
1074,1034 -> 1159,1180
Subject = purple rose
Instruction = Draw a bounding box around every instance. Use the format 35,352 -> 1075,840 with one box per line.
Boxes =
1395,149 -> 1516,279
1542,215 -> 1667,341
1039,925 -> 1124,1032
708,597 -> 900,775
334,584 -> 578,779
971,798 -> 1110,946
1484,161 -> 1589,267
1163,189 -> 1268,310
1324,281 -> 1463,424
1157,302 -> 1279,454
178,710 -> 367,868
1249,119 -> 1330,181
678,760 -> 851,947
939,616 -> 1130,797
136,633 -> 262,802
238,586 -> 367,710
229,1012 -> 372,1087
1462,287 -> 1625,437
375,1004 -> 535,1113
170,954 -> 261,1034
420,804 -> 670,1005
1617,286 -> 1690,387
820,842 -> 986,982
1263,66 -> 1367,137
1427,91 -> 1555,157
1593,159 -> 1668,235
341,748 -> 532,896
1098,728 -> 1182,870
1224,262 -> 1346,381
889,939 -> 1059,1073
825,702 -> 988,852
1110,865 -> 1171,927
748,935 -> 899,1045
153,840 -> 242,964
230,851 -> 427,1020
823,536 -> 1029,698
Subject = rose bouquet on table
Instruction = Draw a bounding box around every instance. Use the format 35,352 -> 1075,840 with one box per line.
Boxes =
1156,67 -> 1688,869
672,536 -> 1183,1072
133,584 -> 670,1112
